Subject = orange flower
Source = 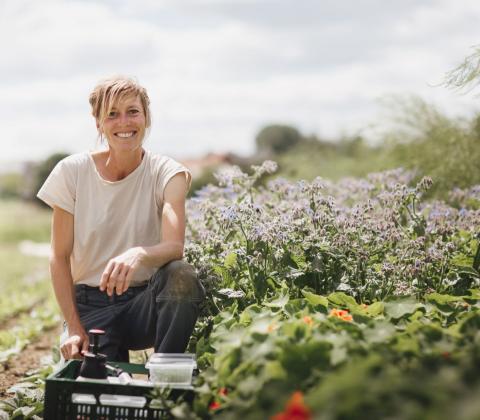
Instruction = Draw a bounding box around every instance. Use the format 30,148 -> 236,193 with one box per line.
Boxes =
303,316 -> 313,326
268,323 -> 278,333
328,308 -> 353,322
209,401 -> 221,411
218,387 -> 228,396
271,391 -> 312,420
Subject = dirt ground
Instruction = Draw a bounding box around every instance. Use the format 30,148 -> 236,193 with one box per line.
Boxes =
0,325 -> 61,398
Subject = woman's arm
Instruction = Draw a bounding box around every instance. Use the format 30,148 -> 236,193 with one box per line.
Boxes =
100,173 -> 188,296
50,206 -> 89,359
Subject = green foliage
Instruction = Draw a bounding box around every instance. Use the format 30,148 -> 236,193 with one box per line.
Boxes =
443,44 -> 480,93
382,96 -> 480,197
0,364 -> 55,419
190,290 -> 480,419
30,152 -> 69,204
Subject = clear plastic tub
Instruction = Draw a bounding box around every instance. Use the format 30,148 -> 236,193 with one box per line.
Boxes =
145,353 -> 197,385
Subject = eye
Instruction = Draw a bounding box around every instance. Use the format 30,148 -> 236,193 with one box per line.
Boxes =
107,111 -> 117,118
129,109 -> 140,115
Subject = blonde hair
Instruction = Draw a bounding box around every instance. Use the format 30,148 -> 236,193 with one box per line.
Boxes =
89,76 -> 151,138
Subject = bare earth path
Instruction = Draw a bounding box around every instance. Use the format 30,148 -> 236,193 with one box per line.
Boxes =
0,325 -> 61,398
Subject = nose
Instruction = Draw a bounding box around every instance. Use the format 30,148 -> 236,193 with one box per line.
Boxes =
118,113 -> 129,124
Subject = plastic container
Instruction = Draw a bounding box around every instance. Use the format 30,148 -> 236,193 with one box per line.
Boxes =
145,353 -> 197,385
44,360 -> 194,420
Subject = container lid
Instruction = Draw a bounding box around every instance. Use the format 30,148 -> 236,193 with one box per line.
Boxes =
145,359 -> 196,369
149,353 -> 196,361
147,353 -> 196,364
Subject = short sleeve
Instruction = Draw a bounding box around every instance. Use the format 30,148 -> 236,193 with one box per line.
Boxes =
155,157 -> 192,207
37,158 -> 76,214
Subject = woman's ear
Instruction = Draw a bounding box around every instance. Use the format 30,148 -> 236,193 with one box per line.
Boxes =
96,120 -> 102,133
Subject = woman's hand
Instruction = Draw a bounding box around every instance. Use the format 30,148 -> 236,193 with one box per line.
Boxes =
100,247 -> 145,296
61,327 -> 89,360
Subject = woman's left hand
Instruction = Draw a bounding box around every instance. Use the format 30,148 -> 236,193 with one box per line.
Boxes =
100,247 -> 145,296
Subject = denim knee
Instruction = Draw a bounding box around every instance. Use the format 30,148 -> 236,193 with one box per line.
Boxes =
152,260 -> 205,303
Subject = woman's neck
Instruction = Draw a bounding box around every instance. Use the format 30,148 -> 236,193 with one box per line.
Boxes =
99,148 -> 145,181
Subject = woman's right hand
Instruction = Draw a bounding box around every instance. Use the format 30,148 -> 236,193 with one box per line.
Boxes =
61,328 -> 89,360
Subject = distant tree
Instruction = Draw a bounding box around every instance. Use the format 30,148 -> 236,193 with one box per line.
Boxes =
255,125 -> 302,155
32,152 -> 70,204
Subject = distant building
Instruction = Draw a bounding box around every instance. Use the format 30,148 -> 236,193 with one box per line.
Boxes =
179,152 -> 235,178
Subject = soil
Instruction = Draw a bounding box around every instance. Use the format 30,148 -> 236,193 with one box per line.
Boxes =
0,325 -> 61,399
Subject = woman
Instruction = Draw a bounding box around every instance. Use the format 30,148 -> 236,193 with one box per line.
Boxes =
37,76 -> 205,362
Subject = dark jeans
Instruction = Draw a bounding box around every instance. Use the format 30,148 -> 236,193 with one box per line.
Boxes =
73,260 -> 205,362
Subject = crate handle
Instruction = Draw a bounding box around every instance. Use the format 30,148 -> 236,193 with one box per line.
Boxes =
99,394 -> 147,408
72,393 -> 97,405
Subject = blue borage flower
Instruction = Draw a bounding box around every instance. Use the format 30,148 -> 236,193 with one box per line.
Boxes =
185,162 -> 480,301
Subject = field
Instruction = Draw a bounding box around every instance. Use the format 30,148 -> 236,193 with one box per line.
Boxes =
0,163 -> 479,418
0,201 -> 60,417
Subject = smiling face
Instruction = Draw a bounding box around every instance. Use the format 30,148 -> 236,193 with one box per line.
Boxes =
98,94 -> 146,153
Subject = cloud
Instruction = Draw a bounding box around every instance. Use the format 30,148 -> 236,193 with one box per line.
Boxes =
1,0 -> 479,162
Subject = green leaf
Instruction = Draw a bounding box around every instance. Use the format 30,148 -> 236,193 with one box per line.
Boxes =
301,290 -> 328,308
290,252 -> 307,269
457,311 -> 480,333
263,360 -> 287,380
393,335 -> 420,355
224,252 -> 237,269
426,293 -> 466,305
363,321 -> 396,344
284,299 -> 309,315
384,297 -> 422,320
213,265 -> 234,286
364,302 -> 385,317
328,292 -> 357,307
468,289 -> 480,300
264,293 -> 289,309
451,254 -> 473,267
225,230 -> 236,242
239,310 -> 252,325
456,266 -> 480,276
236,375 -> 263,397
330,345 -> 347,366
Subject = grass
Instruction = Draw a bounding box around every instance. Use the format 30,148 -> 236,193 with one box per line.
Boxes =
0,199 -> 51,244
275,145 -> 398,182
0,199 -> 58,365
0,198 -> 52,317
0,244 -> 49,290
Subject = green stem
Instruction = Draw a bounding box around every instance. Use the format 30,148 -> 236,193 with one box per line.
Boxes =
239,222 -> 259,302
473,235 -> 480,272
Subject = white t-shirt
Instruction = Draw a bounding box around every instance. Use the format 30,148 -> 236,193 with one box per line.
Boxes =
37,150 -> 191,287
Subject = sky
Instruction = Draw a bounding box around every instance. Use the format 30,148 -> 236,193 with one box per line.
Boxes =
1,0 -> 479,164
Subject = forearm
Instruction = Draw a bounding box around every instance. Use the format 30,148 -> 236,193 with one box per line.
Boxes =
49,256 -> 84,332
137,241 -> 184,268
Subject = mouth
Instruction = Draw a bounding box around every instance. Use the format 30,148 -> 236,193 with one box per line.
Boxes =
115,131 -> 137,139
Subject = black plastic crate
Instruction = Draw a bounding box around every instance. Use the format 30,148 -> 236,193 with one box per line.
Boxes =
44,360 -> 193,419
